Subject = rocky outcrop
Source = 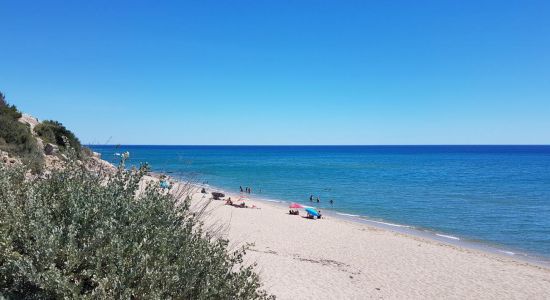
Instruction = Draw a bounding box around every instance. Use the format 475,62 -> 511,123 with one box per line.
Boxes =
44,143 -> 59,155
86,156 -> 117,174
18,113 -> 40,133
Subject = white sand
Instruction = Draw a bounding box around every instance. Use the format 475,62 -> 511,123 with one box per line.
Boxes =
187,188 -> 550,300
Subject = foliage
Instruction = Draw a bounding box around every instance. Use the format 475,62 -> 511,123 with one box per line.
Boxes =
0,156 -> 273,299
0,92 -> 22,120
0,116 -> 35,153
0,92 -> 43,172
34,120 -> 83,154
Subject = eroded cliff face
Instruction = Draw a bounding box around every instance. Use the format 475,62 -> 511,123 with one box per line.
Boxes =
18,113 -> 40,132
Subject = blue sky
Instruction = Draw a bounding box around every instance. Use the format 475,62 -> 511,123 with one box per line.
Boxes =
1,0 -> 549,145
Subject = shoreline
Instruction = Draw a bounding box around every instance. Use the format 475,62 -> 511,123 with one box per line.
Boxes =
197,181 -> 550,269
189,184 -> 550,299
94,145 -> 550,270
133,167 -> 550,298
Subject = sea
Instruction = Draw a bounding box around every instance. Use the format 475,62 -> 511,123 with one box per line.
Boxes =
89,145 -> 550,263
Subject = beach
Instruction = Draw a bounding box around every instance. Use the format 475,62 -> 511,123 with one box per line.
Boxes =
187,187 -> 550,299
5,1 -> 550,298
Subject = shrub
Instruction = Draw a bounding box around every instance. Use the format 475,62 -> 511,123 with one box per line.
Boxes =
0,92 -> 43,172
0,116 -> 31,150
34,120 -> 82,154
0,92 -> 22,120
0,157 -> 273,299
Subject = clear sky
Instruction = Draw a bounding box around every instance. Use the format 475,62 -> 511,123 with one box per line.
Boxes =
1,0 -> 549,145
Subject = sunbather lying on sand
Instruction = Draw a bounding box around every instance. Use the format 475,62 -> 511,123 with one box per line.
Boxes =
304,213 -> 315,219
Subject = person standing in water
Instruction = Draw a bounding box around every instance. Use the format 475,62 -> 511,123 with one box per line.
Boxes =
316,197 -> 320,203
329,199 -> 334,206
240,186 -> 243,192
310,195 -> 313,202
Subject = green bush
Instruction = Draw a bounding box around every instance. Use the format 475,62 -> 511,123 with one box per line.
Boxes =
0,158 -> 273,299
0,92 -> 22,120
0,115 -> 35,152
0,92 -> 43,172
34,120 -> 82,154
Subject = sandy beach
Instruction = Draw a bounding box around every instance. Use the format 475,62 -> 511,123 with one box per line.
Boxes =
4,1 -> 550,298
181,186 -> 550,300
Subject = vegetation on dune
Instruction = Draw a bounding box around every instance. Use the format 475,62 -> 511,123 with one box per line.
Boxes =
0,92 -> 22,120
34,120 -> 83,154
0,154 -> 273,299
0,92 -> 43,172
1,91 -> 90,169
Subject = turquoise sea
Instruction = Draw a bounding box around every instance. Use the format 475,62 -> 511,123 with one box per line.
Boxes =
90,145 -> 550,262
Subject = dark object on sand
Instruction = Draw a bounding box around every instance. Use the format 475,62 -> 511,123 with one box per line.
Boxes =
201,188 -> 206,194
234,202 -> 247,208
212,192 -> 225,200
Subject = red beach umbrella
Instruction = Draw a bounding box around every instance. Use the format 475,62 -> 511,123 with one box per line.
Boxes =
289,203 -> 304,209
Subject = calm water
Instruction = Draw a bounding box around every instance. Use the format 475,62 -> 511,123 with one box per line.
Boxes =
90,145 -> 550,260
